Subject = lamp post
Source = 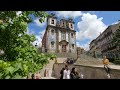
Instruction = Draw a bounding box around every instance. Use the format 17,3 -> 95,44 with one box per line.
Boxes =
35,43 -> 37,48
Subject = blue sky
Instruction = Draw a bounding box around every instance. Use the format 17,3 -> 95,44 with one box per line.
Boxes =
27,11 -> 120,50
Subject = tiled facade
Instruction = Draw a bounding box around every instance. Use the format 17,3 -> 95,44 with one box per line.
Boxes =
42,13 -> 76,53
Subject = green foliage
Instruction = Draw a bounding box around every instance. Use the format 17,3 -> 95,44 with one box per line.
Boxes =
114,60 -> 120,65
0,11 -> 51,79
46,54 -> 57,60
108,58 -> 115,63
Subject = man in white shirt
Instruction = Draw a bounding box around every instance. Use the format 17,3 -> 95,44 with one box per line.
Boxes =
63,65 -> 70,79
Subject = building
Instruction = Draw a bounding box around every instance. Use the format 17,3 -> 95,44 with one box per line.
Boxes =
89,22 -> 120,58
42,13 -> 76,53
76,47 -> 85,58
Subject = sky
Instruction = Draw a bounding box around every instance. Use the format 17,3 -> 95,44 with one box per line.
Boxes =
27,11 -> 120,51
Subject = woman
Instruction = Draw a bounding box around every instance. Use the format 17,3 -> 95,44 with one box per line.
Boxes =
70,67 -> 80,79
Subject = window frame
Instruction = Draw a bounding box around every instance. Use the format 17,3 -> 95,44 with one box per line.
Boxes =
51,29 -> 54,35
71,33 -> 74,38
51,19 -> 54,24
72,44 -> 74,49
51,41 -> 54,48
71,23 -> 73,29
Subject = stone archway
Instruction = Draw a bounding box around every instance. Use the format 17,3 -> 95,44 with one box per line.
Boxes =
60,40 -> 68,53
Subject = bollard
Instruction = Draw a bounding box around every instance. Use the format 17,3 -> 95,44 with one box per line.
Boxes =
44,68 -> 49,77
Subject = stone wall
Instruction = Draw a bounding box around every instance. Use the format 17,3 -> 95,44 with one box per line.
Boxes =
53,63 -> 120,79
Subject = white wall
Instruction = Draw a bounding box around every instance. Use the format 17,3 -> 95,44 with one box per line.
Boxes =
66,32 -> 68,42
59,30 -> 61,42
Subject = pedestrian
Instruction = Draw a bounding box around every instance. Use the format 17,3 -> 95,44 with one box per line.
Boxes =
103,56 -> 111,78
70,67 -> 80,79
60,67 -> 65,79
35,71 -> 42,79
63,65 -> 70,79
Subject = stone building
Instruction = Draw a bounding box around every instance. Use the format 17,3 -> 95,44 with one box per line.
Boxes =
89,22 -> 120,58
42,13 -> 76,53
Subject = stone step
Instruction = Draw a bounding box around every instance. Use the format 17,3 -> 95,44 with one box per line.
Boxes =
41,77 -> 56,79
76,59 -> 114,65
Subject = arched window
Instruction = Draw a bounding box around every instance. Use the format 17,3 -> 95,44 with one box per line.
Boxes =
51,19 -> 54,24
71,24 -> 73,28
51,29 -> 54,35
51,41 -> 54,48
72,44 -> 74,49
71,33 -> 73,38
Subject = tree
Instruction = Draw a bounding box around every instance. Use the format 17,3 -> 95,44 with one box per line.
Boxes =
0,11 -> 56,79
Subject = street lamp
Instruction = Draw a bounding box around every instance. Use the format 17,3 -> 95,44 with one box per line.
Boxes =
35,43 -> 37,48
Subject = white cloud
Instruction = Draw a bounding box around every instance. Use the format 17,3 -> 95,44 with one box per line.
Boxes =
27,28 -> 35,35
76,41 -> 89,51
32,35 -> 42,47
76,42 -> 81,47
34,18 -> 47,27
77,13 -> 107,42
39,30 -> 45,37
56,11 -> 82,19
32,29 -> 45,47
80,42 -> 90,51
27,27 -> 46,47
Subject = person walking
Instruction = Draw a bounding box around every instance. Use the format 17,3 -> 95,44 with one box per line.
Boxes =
103,56 -> 111,78
63,65 -> 70,79
70,67 -> 80,79
60,67 -> 65,79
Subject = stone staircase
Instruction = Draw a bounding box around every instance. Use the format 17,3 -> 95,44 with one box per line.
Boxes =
75,54 -> 114,65
40,59 -> 56,79
54,53 -> 77,58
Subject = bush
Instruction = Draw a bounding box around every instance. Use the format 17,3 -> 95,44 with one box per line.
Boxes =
114,60 -> 120,65
108,58 -> 115,63
115,58 -> 120,60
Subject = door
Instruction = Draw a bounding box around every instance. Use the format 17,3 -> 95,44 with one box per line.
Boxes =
62,45 -> 66,52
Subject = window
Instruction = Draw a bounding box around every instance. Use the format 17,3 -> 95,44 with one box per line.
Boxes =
51,19 -> 54,24
63,22 -> 64,27
72,44 -> 74,49
62,31 -> 65,40
71,24 -> 73,28
71,33 -> 73,38
51,41 -> 54,48
51,29 -> 54,35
